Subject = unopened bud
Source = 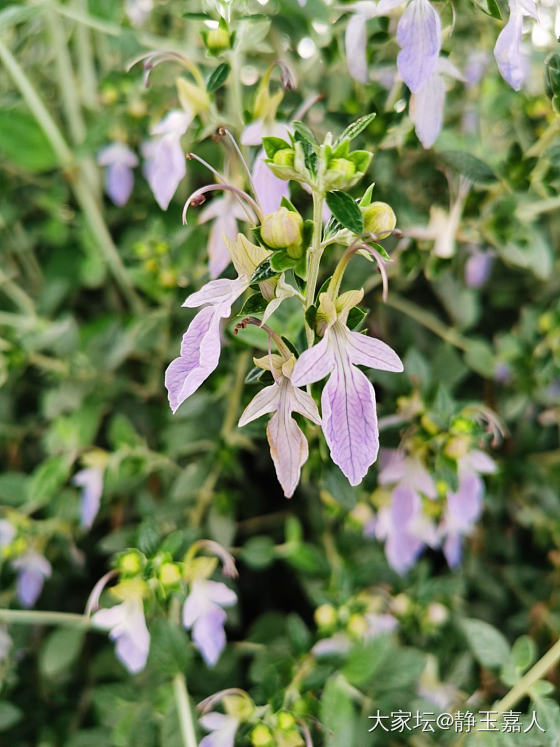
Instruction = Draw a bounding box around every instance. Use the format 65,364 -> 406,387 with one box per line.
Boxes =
176,77 -> 210,116
261,208 -> 303,254
314,603 -> 337,628
363,201 -> 396,239
277,711 -> 296,730
119,550 -> 143,575
205,27 -> 230,53
427,602 -> 449,625
159,562 -> 181,586
444,435 -> 470,460
251,725 -> 273,746
328,158 -> 355,181
347,613 -> 368,636
273,149 -> 295,167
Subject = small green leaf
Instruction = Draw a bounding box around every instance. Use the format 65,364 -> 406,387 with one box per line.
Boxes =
512,635 -> 537,672
325,191 -> 364,234
335,113 -> 376,147
0,109 -> 58,172
270,251 -> 298,272
262,136 -> 291,159
292,120 -> 317,144
0,701 -> 22,731
305,305 -> 317,331
471,0 -> 502,18
461,618 -> 511,669
28,456 -> 72,506
347,307 -> 367,330
251,258 -> 278,283
439,150 -> 497,185
241,536 -> 276,569
40,628 -> 85,679
206,62 -> 230,92
239,293 -> 268,316
320,676 -> 356,744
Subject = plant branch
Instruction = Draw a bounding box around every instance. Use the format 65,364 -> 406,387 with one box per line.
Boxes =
173,672 -> 198,747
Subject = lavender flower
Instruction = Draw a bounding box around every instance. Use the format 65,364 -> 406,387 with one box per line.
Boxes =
465,250 -> 494,288
182,580 -> 237,666
291,296 -> 403,485
97,143 -> 138,207
344,2 -> 378,83
12,551 -> 51,608
125,0 -> 153,27
165,236 -> 270,413
239,355 -> 321,498
198,194 -> 250,279
142,110 -> 191,210
200,712 -> 240,747
440,450 -> 497,567
241,121 -> 291,214
409,58 -> 464,148
72,466 -> 104,529
92,598 -> 150,674
494,0 -> 537,90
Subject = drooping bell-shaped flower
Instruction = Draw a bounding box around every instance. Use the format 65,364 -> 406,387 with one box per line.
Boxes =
440,450 -> 497,567
239,354 -> 321,498
344,2 -> 378,83
409,57 -> 464,148
97,143 -> 138,207
72,466 -> 104,529
12,550 -> 52,608
494,0 -> 537,90
377,0 -> 441,93
92,598 -> 150,674
292,292 -> 403,486
165,235 -> 270,413
183,579 -> 237,666
198,194 -> 250,279
142,110 -> 192,210
200,712 -> 239,747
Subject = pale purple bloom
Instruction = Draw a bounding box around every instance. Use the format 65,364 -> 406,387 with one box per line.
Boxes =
465,251 -> 494,288
198,195 -> 249,279
494,362 -> 512,383
125,0 -> 153,26
393,0 -> 442,93
72,466 -> 104,529
182,580 -> 237,667
312,632 -> 353,657
239,368 -> 321,498
165,237 -> 269,414
92,598 -> 150,674
200,712 -> 239,747
365,612 -> 398,637
292,322 -> 403,486
142,110 -> 192,210
409,57 -> 464,148
345,2 -> 378,83
0,519 -> 15,547
494,0 -> 537,90
440,450 -> 497,567
464,50 -> 490,87
97,143 -> 138,207
12,551 -> 51,608
241,121 -> 291,214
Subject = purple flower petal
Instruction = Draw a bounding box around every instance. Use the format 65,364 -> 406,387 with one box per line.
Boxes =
345,10 -> 370,83
409,70 -> 446,148
252,150 -> 290,215
200,713 -> 239,747
465,252 -> 493,288
93,599 -> 150,674
291,335 -> 335,387
344,328 -> 404,372
397,0 -> 442,92
12,551 -> 51,608
494,10 -> 525,90
193,607 -> 227,667
73,467 -> 103,529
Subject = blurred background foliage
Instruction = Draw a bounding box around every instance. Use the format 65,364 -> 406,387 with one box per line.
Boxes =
0,0 -> 559,745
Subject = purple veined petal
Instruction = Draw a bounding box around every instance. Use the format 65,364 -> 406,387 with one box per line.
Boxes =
377,0 -> 406,12
165,306 -> 223,413
204,211 -> 240,279
105,163 -> 134,207
182,276 -> 248,311
192,606 -> 227,667
346,12 -> 370,83
321,362 -> 379,486
291,335 -> 335,387
462,449 -> 497,475
465,252 -> 493,288
443,533 -> 462,567
72,466 -> 104,529
390,483 -> 421,525
409,70 -> 446,148
385,528 -> 424,574
183,584 -> 211,628
200,713 -> 239,747
252,150 -> 290,214
267,388 -> 310,498
344,328 -> 404,372
289,383 -> 322,425
494,10 -> 525,90
238,383 -> 280,427
201,580 -> 237,608
99,599 -> 150,674
142,134 -> 186,210
397,0 -> 442,93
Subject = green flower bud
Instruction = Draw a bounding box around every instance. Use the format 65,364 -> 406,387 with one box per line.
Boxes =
277,712 -> 296,730
273,149 -> 295,167
251,724 -> 273,746
261,208 -> 303,254
158,562 -> 182,586
119,550 -> 144,575
444,435 -> 470,460
314,603 -> 337,628
328,158 -> 355,181
347,613 -> 368,636
362,201 -> 397,239
205,27 -> 230,53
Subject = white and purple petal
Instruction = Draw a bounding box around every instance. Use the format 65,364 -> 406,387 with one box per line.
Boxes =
397,0 -> 442,92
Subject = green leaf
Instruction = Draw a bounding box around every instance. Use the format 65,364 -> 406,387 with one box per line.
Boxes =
269,251 -> 298,272
439,150 -> 497,185
251,258 -> 278,283
322,468 -> 358,510
461,618 -> 511,669
148,619 -> 191,675
320,676 -> 356,745
471,0 -> 502,19
464,340 -> 496,378
28,455 -> 72,506
0,109 -> 58,172
241,536 -> 276,569
335,113 -> 376,147
292,120 -> 317,145
0,701 -> 22,731
206,62 -> 230,93
239,293 -> 268,316
325,191 -> 364,234
342,637 -> 391,686
262,136 -> 291,159
40,628 -> 85,679
512,635 -> 537,672
304,305 -> 317,331
0,5 -> 38,29
347,306 -> 367,330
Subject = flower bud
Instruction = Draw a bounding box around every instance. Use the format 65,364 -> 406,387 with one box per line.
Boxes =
362,201 -> 397,239
273,149 -> 294,167
205,27 -> 230,53
444,435 -> 470,460
328,157 -> 355,183
176,77 -> 210,116
119,550 -> 144,575
347,613 -> 368,636
158,562 -> 182,586
251,725 -> 273,746
314,603 -> 337,628
261,208 -> 303,254
427,602 -> 449,625
277,712 -> 296,730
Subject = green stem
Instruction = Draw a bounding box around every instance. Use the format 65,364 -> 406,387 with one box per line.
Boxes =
0,38 -> 141,312
0,608 -> 93,628
173,672 -> 198,747
220,351 -> 250,439
385,294 -> 470,352
304,191 -> 325,347
327,245 -> 356,301
494,637 -> 560,716
74,0 -> 99,111
526,118 -> 560,159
